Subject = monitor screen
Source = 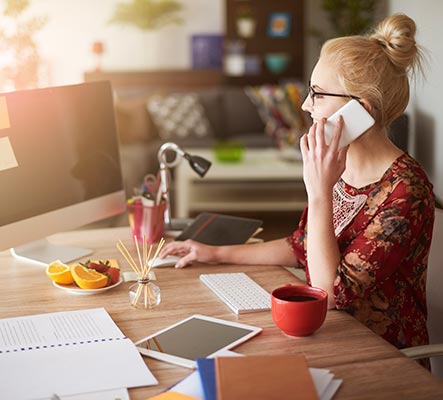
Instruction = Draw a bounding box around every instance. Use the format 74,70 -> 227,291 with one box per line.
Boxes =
0,81 -> 125,264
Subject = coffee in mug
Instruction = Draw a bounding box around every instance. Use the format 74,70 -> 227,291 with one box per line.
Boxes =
271,285 -> 328,337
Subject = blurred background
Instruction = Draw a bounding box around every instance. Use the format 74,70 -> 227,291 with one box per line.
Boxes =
1,0 -> 441,237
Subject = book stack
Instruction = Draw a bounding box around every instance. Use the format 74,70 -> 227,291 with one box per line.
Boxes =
154,353 -> 342,400
197,355 -> 317,400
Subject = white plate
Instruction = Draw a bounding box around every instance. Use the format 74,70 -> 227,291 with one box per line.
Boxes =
53,277 -> 123,295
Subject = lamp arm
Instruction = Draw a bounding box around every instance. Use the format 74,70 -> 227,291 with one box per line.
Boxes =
158,161 -> 172,227
158,142 -> 185,168
156,142 -> 211,229
157,142 -> 186,229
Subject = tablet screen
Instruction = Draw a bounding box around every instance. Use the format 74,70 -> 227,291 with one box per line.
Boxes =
135,315 -> 262,368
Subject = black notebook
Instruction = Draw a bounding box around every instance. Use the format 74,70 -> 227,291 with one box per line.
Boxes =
175,213 -> 263,246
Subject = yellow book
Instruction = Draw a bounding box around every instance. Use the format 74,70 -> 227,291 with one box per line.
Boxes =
147,391 -> 199,400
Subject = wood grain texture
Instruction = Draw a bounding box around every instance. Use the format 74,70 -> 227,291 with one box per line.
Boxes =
0,227 -> 441,399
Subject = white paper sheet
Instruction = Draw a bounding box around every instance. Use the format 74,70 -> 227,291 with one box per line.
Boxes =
0,136 -> 18,172
0,308 -> 158,400
40,388 -> 129,400
310,368 -> 334,397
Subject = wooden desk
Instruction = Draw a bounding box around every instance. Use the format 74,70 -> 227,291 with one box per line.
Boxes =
1,227 -> 441,399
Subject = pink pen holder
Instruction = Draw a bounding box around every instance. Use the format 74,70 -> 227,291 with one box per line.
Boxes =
127,201 -> 166,244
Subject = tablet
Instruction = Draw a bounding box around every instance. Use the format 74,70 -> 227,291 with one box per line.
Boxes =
135,314 -> 262,368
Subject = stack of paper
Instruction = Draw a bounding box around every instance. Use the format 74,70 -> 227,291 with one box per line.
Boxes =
163,350 -> 342,400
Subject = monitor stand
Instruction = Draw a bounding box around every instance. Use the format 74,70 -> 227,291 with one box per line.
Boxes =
11,239 -> 93,265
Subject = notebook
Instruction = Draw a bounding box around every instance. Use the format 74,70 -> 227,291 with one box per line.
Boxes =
214,355 -> 318,400
196,358 -> 217,400
0,308 -> 157,399
175,213 -> 263,246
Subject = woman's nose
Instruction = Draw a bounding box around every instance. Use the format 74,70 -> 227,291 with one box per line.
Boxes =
301,95 -> 312,113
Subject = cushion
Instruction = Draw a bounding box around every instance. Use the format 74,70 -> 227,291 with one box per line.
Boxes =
113,92 -> 157,144
147,92 -> 214,140
197,88 -> 225,137
245,83 -> 308,146
222,87 -> 265,137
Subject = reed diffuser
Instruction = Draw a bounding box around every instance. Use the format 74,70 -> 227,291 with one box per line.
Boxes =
117,236 -> 165,309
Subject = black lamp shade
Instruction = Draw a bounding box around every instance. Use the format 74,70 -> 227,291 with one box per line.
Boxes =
185,154 -> 212,177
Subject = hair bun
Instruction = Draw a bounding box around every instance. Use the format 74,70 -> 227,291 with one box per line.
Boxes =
370,14 -> 420,72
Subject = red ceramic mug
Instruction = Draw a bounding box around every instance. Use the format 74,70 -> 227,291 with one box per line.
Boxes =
271,285 -> 328,337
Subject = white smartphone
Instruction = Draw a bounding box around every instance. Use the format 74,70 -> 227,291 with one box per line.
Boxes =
324,99 -> 375,149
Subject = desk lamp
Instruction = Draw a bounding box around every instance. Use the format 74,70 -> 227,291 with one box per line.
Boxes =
157,142 -> 211,229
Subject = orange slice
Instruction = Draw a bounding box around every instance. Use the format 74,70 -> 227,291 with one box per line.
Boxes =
46,261 -> 74,285
71,264 -> 108,289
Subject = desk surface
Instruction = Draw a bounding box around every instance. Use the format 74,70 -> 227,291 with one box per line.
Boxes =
1,227 -> 441,399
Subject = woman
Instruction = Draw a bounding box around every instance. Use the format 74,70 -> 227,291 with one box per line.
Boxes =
160,14 -> 435,351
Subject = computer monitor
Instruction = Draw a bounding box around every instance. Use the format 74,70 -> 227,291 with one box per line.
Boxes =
0,81 -> 126,264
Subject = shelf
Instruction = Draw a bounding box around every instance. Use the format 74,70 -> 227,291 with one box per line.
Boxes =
224,0 -> 304,85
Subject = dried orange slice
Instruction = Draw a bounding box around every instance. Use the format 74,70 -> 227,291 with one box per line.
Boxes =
46,261 -> 74,285
71,264 -> 108,289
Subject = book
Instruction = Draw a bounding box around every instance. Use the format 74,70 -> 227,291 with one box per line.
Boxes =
196,358 -> 217,400
149,391 -> 199,400
0,308 -> 157,399
191,34 -> 223,69
215,355 -> 318,400
175,213 -> 263,246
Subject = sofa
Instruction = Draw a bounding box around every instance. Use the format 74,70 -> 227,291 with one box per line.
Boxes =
85,69 -> 275,200
84,69 -> 410,228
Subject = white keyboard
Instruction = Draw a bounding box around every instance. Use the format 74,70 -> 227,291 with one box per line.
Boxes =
199,272 -> 271,314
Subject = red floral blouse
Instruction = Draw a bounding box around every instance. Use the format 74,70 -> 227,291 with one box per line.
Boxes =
288,153 -> 435,349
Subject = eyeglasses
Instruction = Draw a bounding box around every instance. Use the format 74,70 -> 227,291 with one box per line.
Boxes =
307,81 -> 360,106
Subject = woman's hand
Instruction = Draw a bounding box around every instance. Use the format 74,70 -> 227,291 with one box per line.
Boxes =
159,239 -> 219,269
300,116 -> 348,200
300,116 -> 346,307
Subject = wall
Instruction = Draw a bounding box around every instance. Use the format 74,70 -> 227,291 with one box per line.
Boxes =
389,1 -> 443,203
11,0 -> 442,202
30,0 -> 317,87
28,0 -> 224,86
306,0 -> 441,203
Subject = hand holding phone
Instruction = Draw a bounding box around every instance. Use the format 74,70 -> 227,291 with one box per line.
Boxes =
324,99 -> 375,149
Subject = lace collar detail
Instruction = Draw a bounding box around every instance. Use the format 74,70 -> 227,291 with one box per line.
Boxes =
333,182 -> 367,236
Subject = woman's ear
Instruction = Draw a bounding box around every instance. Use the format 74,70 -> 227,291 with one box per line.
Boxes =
360,100 -> 372,113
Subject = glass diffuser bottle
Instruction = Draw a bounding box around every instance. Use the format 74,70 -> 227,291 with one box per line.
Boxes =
129,278 -> 161,309
117,236 -> 165,311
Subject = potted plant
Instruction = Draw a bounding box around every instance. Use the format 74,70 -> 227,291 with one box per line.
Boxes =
109,0 -> 183,30
310,0 -> 383,42
0,0 -> 47,91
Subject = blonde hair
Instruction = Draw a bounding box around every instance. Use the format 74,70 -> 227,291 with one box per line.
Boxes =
320,14 -> 424,126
